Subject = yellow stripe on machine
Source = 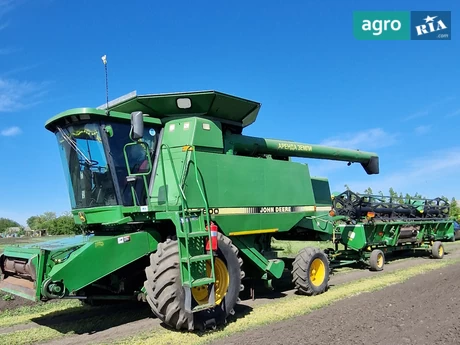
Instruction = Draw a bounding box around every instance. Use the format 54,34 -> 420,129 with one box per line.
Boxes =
229,228 -> 279,236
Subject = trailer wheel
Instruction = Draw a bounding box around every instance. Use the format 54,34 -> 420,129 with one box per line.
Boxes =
143,233 -> 243,331
292,247 -> 329,296
369,249 -> 385,271
431,241 -> 444,259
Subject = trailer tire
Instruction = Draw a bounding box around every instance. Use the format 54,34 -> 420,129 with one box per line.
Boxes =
369,249 -> 385,271
143,234 -> 243,331
431,241 -> 444,259
292,247 -> 329,296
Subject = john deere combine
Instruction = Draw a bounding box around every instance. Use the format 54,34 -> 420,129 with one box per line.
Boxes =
0,90 -> 453,331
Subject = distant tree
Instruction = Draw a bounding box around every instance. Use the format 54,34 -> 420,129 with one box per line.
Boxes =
0,218 -> 21,233
450,198 -> 460,218
363,187 -> 373,195
26,212 -> 83,235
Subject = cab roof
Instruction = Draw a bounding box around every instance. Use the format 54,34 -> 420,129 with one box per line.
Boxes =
46,90 -> 261,130
99,90 -> 261,128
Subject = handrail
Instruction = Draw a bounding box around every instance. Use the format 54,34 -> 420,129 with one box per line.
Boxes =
191,146 -> 215,281
159,143 -> 187,212
191,146 -> 210,225
158,143 -> 215,288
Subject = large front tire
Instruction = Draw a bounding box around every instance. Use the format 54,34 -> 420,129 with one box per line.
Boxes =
292,247 -> 329,296
143,234 -> 243,331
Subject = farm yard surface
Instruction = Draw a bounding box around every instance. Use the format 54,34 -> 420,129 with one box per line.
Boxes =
1,239 -> 460,345
210,259 -> 460,345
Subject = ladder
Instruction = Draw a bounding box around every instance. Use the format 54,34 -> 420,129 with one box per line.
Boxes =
160,144 -> 216,312
179,211 -> 216,312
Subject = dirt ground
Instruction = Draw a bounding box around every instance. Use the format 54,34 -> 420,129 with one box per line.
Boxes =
208,262 -> 460,345
0,291 -> 35,310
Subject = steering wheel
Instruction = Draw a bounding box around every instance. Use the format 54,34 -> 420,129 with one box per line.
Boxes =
79,159 -> 99,167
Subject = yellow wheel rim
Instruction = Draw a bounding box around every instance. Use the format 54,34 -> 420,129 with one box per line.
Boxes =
439,246 -> 444,257
309,258 -> 326,287
191,257 -> 230,305
377,253 -> 384,268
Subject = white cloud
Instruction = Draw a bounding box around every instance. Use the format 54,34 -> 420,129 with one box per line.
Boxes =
1,126 -> 21,136
0,47 -> 16,55
446,108 -> 460,118
414,125 -> 430,135
403,96 -> 455,121
319,128 -> 397,150
336,146 -> 460,198
0,78 -> 49,112
306,128 -> 397,177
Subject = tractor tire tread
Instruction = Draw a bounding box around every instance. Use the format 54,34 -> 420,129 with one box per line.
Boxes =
292,247 -> 329,296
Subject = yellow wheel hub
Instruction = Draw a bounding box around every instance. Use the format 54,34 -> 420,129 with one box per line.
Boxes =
191,257 -> 229,305
377,253 -> 384,268
309,258 -> 326,287
439,246 -> 444,256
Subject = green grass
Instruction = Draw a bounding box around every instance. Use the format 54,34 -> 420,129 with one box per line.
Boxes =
0,303 -> 150,345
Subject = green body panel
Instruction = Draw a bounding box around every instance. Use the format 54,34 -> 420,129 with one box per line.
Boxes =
1,232 -> 159,300
231,235 -> 285,279
328,219 -> 456,268
45,232 -> 159,294
181,151 -> 316,209
337,219 -> 455,250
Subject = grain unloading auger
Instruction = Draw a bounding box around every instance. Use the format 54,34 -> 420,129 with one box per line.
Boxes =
0,90 -> 379,331
327,189 -> 455,271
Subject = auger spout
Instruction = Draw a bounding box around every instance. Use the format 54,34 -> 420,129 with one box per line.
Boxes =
225,134 -> 379,175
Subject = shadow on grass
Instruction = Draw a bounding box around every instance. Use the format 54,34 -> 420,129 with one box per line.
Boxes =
30,300 -> 154,335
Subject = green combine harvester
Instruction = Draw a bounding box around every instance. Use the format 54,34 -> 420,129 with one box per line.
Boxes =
0,90 -> 455,331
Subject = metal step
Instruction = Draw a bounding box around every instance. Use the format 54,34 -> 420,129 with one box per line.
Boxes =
187,231 -> 210,238
181,254 -> 213,263
189,277 -> 214,287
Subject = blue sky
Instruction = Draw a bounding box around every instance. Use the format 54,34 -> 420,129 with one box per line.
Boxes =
0,0 -> 459,226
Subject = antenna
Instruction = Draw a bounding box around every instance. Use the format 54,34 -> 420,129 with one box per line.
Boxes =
101,54 -> 109,115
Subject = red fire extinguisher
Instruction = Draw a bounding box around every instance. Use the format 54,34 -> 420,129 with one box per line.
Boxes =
205,221 -> 218,252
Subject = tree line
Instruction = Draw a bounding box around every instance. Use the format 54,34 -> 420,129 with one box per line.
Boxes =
0,212 -> 83,236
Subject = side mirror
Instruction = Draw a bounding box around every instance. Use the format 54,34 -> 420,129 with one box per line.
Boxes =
131,111 -> 144,140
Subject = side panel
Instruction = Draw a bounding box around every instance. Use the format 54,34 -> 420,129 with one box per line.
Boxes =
183,151 -> 317,234
149,117 -> 223,208
44,231 -> 159,295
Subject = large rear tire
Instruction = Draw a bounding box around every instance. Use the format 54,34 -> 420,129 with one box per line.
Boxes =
292,247 -> 329,296
143,233 -> 243,331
